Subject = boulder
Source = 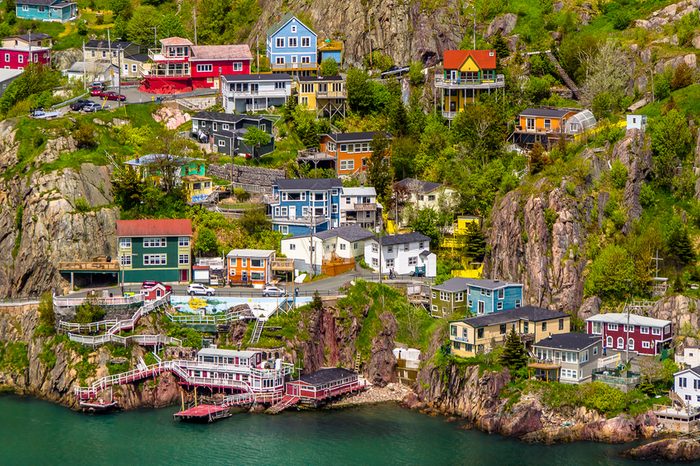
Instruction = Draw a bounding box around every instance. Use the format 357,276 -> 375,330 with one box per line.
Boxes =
625,438 -> 700,461
578,296 -> 601,321
486,13 -> 517,38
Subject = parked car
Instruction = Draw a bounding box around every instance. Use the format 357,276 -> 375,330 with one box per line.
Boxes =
90,88 -> 104,97
141,281 -> 173,293
90,81 -> 105,90
262,284 -> 286,297
82,102 -> 105,112
70,99 -> 92,111
187,283 -> 215,296
103,91 -> 126,102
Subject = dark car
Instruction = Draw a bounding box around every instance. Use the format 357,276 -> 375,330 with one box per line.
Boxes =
82,102 -> 104,112
90,88 -> 104,97
142,281 -> 173,293
70,99 -> 91,111
103,91 -> 126,101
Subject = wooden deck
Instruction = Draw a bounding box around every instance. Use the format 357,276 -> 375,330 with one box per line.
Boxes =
173,404 -> 231,423
58,261 -> 120,272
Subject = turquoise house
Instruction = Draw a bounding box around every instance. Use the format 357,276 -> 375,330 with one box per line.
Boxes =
16,0 -> 77,22
124,154 -> 205,184
463,279 -> 523,316
266,13 -> 318,75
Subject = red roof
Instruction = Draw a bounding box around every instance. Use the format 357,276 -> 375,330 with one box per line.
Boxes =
443,49 -> 497,71
116,219 -> 193,237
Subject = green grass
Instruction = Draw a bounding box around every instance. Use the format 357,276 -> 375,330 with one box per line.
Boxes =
638,84 -> 700,120
0,341 -> 29,374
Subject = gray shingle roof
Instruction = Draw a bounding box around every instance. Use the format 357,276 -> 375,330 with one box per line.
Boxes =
193,111 -> 274,125
372,232 -> 430,246
323,132 -> 390,143
519,107 -> 572,118
314,225 -> 374,242
454,306 -> 568,328
266,13 -> 316,38
534,333 -> 600,350
433,277 -> 470,292
394,178 -> 442,194
222,73 -> 291,82
299,368 -> 356,386
85,39 -> 134,50
275,178 -> 342,190
298,75 -> 343,82
460,278 -> 522,291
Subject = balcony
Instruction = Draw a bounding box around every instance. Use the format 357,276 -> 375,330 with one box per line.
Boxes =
147,48 -> 189,62
147,65 -> 191,77
435,73 -> 505,90
297,148 -> 335,162
527,358 -> 562,370
316,90 -> 347,99
271,216 -> 328,226
349,203 -> 377,212
271,62 -> 318,71
451,335 -> 470,344
59,260 -> 120,272
270,258 -> 294,272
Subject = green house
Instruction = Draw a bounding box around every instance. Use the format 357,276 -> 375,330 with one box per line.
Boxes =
117,219 -> 193,283
124,154 -> 206,184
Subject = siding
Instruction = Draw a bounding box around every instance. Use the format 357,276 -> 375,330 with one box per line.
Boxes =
119,235 -> 190,283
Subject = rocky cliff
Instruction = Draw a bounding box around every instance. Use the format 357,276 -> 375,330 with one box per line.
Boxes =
0,120 -> 118,298
486,129 -> 652,313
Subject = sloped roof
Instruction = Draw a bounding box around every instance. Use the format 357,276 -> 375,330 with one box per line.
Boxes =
341,187 -> 376,196
433,277 -> 470,292
297,75 -> 343,82
11,32 -> 52,41
193,111 -> 274,125
266,13 -> 316,38
191,44 -> 252,61
519,107 -> 572,118
275,178 -> 342,190
394,178 -> 442,194
226,249 -> 275,258
586,313 -> 671,328
298,368 -> 356,386
372,232 -> 430,246
534,333 -> 600,351
455,306 -> 568,329
160,37 -> 193,46
85,39 -> 132,49
314,225 -> 375,242
443,49 -> 497,70
222,73 -> 291,82
323,132 -> 388,143
116,219 -> 192,237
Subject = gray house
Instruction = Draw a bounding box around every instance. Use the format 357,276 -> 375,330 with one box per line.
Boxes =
191,111 -> 275,158
529,333 -> 602,384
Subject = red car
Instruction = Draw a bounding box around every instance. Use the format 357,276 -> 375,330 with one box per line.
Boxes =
90,88 -> 104,97
141,281 -> 173,293
103,91 -> 126,101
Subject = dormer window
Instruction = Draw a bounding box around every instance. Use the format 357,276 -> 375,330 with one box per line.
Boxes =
489,51 -> 494,56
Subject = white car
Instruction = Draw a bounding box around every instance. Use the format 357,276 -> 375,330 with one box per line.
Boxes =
187,283 -> 215,296
262,285 -> 286,297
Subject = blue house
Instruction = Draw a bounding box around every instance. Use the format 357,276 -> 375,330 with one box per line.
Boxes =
16,0 -> 77,22
463,279 -> 523,315
266,13 -> 318,75
268,178 -> 341,235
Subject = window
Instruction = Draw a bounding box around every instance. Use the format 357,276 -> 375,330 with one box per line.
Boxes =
338,242 -> 347,251
477,328 -> 484,339
339,160 -> 354,171
302,37 -> 310,47
418,242 -> 425,249
386,258 -> 394,268
624,325 -> 634,333
233,62 -> 243,71
289,243 -> 296,251
276,57 -> 284,65
558,319 -> 564,331
22,5 -> 28,11
178,254 -> 189,265
431,292 -> 436,299
301,56 -> 310,64
3,54 -> 8,62
541,322 -> 547,331
695,380 -> 700,390
679,377 -> 687,388
642,341 -> 650,349
453,341 -> 461,350
498,288 -> 504,299
640,326 -> 649,334
652,327 -> 661,335
591,321 -> 602,334
275,81 -> 286,89
291,25 -> 297,33
280,225 -> 288,234
371,243 -> 378,253
439,291 -> 449,301
143,237 -> 167,248
544,119 -> 551,130
608,323 -> 618,331
468,300 -> 473,308
387,246 -> 393,254
196,64 -> 213,72
288,37 -> 298,47
178,237 -> 190,247
251,259 -> 263,268
431,304 -> 438,312
120,255 -> 131,266
18,55 -> 23,64
617,337 -> 624,349
428,195 -> 435,201
499,324 -> 506,335
251,271 -> 264,280
450,325 -> 457,336
222,124 -> 229,131
514,299 -> 521,308
119,238 -> 131,248
606,336 -> 613,347
455,292 -> 464,302
526,118 -> 535,130
218,140 -> 226,147
143,254 -> 167,266
497,302 -> 503,311
628,338 -> 634,350
593,346 -> 599,355
213,122 -> 218,131
132,64 -> 137,72
581,350 -> 589,363
276,37 -> 285,48
371,258 -> 378,267
408,256 -> 418,266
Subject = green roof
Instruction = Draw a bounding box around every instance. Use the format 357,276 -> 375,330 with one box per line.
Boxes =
266,12 -> 316,38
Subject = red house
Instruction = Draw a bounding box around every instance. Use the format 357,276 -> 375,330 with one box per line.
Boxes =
142,37 -> 252,94
285,368 -> 362,404
1,33 -> 52,70
586,313 -> 672,356
140,283 -> 169,301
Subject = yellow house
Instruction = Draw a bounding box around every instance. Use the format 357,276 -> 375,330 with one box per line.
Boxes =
441,215 -> 480,249
297,75 -> 346,118
449,306 -> 570,358
182,175 -> 213,203
435,50 -> 505,119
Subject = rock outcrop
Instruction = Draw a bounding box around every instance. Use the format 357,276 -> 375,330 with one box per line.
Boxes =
633,0 -> 699,30
366,312 -> 398,387
610,129 -> 652,233
624,438 -> 700,462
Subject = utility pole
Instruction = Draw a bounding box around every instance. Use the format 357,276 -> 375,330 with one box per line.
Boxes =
117,45 -> 122,108
472,7 -> 476,50
151,27 -> 158,49
193,3 -> 198,45
256,33 -> 259,72
28,29 -> 31,66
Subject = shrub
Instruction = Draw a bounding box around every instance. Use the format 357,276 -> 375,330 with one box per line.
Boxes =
671,62 -> 693,91
73,197 -> 91,213
610,160 -> 628,189
74,302 -> 106,324
584,244 -> 637,299
73,122 -> 97,149
35,292 -> 55,336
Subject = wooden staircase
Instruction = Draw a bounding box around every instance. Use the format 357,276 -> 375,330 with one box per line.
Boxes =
544,51 -> 580,100
250,319 -> 265,344
266,395 -> 300,414
353,353 -> 361,371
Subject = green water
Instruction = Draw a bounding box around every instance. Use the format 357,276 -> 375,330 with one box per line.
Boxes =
0,396 -> 659,465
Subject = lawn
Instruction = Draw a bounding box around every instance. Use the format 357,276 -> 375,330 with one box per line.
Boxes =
638,84 -> 700,120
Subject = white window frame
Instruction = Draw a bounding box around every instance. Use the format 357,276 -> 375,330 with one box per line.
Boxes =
143,254 -> 167,266
119,238 -> 132,248
301,37 -> 310,47
652,327 -> 661,335
178,237 -> 190,247
233,62 -> 243,72
408,256 -> 418,266
143,237 -> 167,248
276,37 -> 284,48
640,326 -> 649,334
197,64 -> 213,73
608,323 -> 619,331
178,254 -> 189,265
120,255 -> 131,266
288,37 -> 298,47
642,341 -> 650,349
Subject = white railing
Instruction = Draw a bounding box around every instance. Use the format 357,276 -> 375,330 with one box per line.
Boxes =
597,353 -> 622,369
434,74 -> 505,89
54,295 -> 144,308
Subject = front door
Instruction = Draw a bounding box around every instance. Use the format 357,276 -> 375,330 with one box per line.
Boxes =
180,269 -> 188,282
242,271 -> 248,282
477,301 -> 485,314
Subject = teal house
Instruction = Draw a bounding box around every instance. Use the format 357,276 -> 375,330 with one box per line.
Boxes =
117,219 -> 193,283
463,279 -> 523,316
16,0 -> 77,22
124,154 -> 206,184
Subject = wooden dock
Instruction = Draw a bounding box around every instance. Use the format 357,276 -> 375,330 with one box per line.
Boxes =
173,404 -> 231,423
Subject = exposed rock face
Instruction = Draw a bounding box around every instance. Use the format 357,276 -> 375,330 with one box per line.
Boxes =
579,296 -> 602,321
366,312 -> 398,387
693,131 -> 700,199
250,0 -> 465,66
152,106 -> 191,130
633,0 -> 698,30
486,13 -> 517,38
610,129 -> 652,233
625,438 -> 700,461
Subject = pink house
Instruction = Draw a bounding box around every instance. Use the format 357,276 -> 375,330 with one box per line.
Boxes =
0,33 -> 52,70
586,313 -> 672,356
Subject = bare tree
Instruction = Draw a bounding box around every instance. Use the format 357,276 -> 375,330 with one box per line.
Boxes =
579,39 -> 631,107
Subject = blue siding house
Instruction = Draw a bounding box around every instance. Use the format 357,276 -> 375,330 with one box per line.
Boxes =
16,0 -> 77,22
266,13 -> 318,75
464,279 -> 523,315
268,178 -> 341,235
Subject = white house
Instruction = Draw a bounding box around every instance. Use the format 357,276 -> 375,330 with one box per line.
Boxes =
339,186 -> 381,230
364,232 -> 436,277
626,114 -> 647,132
393,178 -> 458,226
281,225 -> 374,274
677,347 -> 700,369
674,366 -> 700,408
221,73 -> 292,113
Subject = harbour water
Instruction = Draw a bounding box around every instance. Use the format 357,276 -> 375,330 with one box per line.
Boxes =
0,395 -> 667,465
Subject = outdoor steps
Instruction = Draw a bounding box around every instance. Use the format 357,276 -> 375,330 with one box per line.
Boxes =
250,319 -> 265,344
545,51 -> 580,100
266,395 -> 300,414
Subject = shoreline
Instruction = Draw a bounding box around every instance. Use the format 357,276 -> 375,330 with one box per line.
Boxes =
326,383 -> 414,409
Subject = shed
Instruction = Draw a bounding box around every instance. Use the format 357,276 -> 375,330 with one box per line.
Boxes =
565,109 -> 597,134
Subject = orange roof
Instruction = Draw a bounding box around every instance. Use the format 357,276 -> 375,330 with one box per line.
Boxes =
160,37 -> 193,46
117,219 -> 192,237
443,50 -> 497,70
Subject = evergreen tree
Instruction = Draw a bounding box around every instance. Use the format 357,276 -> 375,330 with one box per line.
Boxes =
667,224 -> 695,267
463,222 -> 486,261
367,133 -> 393,205
500,328 -> 527,370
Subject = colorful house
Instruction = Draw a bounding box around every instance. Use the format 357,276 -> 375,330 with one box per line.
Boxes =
266,13 -> 318,75
142,37 -> 252,93
298,132 -> 387,176
297,75 -> 346,118
509,107 -> 597,149
433,278 -> 523,316
182,175 -> 213,204
1,33 -> 52,70
586,313 -> 672,356
267,178 -> 342,235
673,367 -> 700,408
364,232 -> 437,277
435,49 -> 504,119
529,333 -> 603,384
393,178 -> 459,227
226,249 -> 275,287
16,0 -> 77,22
117,219 -> 193,283
339,187 -> 381,230
124,154 -> 205,185
191,111 -> 275,157
220,73 -> 292,113
84,39 -> 148,80
450,306 -> 570,358
318,39 -> 343,65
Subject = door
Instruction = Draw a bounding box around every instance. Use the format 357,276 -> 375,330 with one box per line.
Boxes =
180,269 -> 188,282
242,271 -> 248,283
477,301 -> 485,315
